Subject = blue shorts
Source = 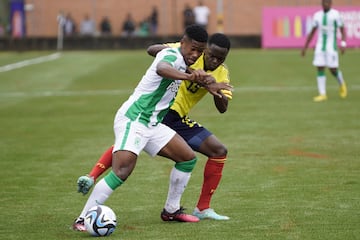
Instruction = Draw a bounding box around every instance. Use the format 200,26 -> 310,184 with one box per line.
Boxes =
162,109 -> 212,151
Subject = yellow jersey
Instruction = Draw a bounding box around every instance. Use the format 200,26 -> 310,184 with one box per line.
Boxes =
165,42 -> 232,117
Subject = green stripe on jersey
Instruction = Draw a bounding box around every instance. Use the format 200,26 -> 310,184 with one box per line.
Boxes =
163,55 -> 177,63
322,12 -> 328,51
333,21 -> 338,50
125,79 -> 174,125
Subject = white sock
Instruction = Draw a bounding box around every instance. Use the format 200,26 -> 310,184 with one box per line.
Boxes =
79,178 -> 114,218
336,70 -> 345,85
164,167 -> 191,213
317,75 -> 326,95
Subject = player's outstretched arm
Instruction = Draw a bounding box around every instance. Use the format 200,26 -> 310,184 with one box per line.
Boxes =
156,62 -> 193,80
213,88 -> 233,113
214,92 -> 228,113
301,28 -> 316,57
147,44 -> 168,57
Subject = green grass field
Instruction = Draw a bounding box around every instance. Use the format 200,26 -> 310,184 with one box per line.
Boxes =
0,49 -> 359,240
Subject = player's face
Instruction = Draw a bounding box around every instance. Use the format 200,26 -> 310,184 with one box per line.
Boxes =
203,43 -> 229,71
322,0 -> 331,12
180,36 -> 206,66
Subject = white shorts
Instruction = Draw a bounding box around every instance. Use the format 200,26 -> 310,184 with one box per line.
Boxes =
313,51 -> 339,68
113,114 -> 176,157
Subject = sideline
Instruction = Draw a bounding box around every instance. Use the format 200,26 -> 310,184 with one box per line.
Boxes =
0,52 -> 62,73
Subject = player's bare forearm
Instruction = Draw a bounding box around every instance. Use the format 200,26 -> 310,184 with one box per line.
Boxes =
340,26 -> 346,54
156,62 -> 192,80
147,44 -> 168,57
214,93 -> 228,113
187,71 -> 216,86
187,69 -> 215,86
301,28 -> 316,56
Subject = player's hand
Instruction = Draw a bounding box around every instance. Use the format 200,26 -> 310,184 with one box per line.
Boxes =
189,69 -> 212,85
202,75 -> 216,85
340,48 -> 345,55
77,175 -> 94,195
301,48 -> 306,57
205,82 -> 233,98
340,40 -> 346,55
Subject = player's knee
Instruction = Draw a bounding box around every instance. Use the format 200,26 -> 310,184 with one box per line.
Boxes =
210,144 -> 227,157
111,168 -> 129,181
329,68 -> 338,76
112,154 -> 136,181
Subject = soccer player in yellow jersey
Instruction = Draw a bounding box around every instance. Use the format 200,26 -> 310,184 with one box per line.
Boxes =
75,33 -> 232,222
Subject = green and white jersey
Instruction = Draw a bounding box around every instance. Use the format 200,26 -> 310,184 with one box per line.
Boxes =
312,9 -> 344,53
118,47 -> 186,127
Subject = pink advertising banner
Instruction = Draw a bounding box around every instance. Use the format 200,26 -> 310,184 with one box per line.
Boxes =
262,6 -> 360,48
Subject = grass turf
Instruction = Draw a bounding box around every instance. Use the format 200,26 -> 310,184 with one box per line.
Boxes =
0,49 -> 359,240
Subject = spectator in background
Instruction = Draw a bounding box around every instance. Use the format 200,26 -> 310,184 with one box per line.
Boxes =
64,13 -> 76,36
121,13 -> 136,37
150,6 -> 158,36
100,16 -> 112,36
0,20 -> 4,37
183,4 -> 195,29
193,1 -> 210,30
80,14 -> 95,36
137,17 -> 150,37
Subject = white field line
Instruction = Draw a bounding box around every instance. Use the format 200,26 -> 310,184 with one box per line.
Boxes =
0,85 -> 359,98
0,53 -> 61,73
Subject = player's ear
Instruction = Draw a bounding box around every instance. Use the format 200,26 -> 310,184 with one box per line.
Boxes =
180,36 -> 185,45
180,35 -> 190,45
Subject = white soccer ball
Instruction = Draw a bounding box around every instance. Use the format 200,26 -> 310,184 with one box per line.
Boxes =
84,205 -> 117,237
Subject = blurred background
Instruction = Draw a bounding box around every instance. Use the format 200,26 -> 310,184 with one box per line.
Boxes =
0,0 -> 359,50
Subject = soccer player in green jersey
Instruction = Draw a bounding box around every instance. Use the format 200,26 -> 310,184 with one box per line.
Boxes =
72,25 -> 233,230
301,0 -> 347,102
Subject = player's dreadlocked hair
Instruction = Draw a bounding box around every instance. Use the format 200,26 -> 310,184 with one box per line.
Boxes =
184,24 -> 208,43
209,33 -> 231,50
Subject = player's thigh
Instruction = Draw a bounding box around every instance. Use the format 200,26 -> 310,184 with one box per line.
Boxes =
325,51 -> 339,68
157,133 -> 196,162
144,123 -> 177,157
113,117 -> 148,156
167,115 -> 212,151
313,52 -> 326,67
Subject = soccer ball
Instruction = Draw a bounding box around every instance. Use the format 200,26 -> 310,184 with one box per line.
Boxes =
84,205 -> 117,237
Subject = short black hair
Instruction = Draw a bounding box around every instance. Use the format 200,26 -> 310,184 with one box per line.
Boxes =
209,33 -> 231,50
184,24 -> 208,43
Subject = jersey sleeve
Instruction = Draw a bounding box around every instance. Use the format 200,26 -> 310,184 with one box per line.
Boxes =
312,12 -> 320,28
158,48 -> 180,67
221,89 -> 232,100
336,10 -> 344,27
165,42 -> 181,48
